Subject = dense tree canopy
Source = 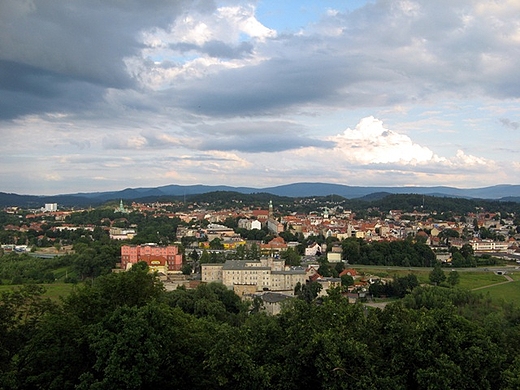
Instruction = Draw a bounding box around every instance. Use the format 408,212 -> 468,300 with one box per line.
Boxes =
1,266 -> 520,389
341,237 -> 436,267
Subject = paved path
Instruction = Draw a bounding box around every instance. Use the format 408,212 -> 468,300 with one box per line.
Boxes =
364,301 -> 391,309
472,274 -> 514,291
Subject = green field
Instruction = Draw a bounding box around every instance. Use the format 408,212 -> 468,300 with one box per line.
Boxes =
476,281 -> 520,305
0,283 -> 77,301
457,272 -> 506,290
353,265 -> 520,305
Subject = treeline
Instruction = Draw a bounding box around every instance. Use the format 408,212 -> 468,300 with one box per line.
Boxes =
177,191 -> 520,216
341,237 -> 436,267
1,266 -> 520,389
369,193 -> 520,215
0,239 -> 122,285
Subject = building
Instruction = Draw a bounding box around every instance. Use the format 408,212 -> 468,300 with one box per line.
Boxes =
260,236 -> 288,256
267,218 -> 284,234
120,244 -> 183,273
109,227 -> 136,240
238,219 -> 262,230
201,258 -> 307,294
470,239 -> 509,252
44,203 -> 58,212
254,292 -> 292,315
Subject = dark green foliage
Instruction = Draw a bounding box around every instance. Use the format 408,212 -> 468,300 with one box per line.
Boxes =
369,274 -> 419,298
163,282 -> 248,325
449,244 -> 477,268
0,252 -> 75,284
280,247 -> 301,266
429,263 -> 447,285
447,270 -> 460,286
341,237 -> 435,267
2,264 -> 520,389
341,274 -> 354,287
294,281 -> 322,303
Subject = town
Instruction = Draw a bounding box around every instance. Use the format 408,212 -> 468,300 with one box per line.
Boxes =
1,192 -> 519,308
2,191 -> 520,388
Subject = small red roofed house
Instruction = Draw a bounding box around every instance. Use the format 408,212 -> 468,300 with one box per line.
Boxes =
339,268 -> 357,278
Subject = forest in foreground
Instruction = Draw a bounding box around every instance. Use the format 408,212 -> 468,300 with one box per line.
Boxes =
1,263 -> 520,390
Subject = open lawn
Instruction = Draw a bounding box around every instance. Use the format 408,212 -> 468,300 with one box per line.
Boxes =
0,283 -> 77,301
353,265 -> 520,305
457,272 -> 506,290
477,281 -> 520,305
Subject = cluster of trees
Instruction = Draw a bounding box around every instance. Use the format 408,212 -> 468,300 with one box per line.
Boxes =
2,265 -> 520,389
341,237 -> 436,267
369,274 -> 420,298
0,252 -> 67,285
0,239 -> 122,285
449,244 -> 477,267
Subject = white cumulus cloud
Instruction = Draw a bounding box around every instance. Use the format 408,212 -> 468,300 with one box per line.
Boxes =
329,116 -> 437,164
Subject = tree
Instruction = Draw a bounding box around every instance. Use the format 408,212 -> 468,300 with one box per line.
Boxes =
189,249 -> 199,261
209,238 -> 224,250
181,263 -> 192,276
199,250 -> 210,264
429,263 -> 446,285
317,263 -> 332,277
296,282 -> 322,303
247,243 -> 260,260
340,274 -> 354,287
447,270 -> 460,286
280,247 -> 301,266
334,262 -> 345,275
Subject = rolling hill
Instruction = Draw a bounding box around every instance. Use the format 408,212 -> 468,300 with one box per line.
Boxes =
0,183 -> 519,208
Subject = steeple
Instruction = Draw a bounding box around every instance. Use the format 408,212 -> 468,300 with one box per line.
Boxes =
118,199 -> 126,213
269,200 -> 273,219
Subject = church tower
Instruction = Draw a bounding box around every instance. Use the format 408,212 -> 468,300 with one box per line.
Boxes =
268,200 -> 273,219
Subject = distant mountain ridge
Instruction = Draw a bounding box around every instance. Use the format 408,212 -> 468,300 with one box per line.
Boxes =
1,183 -> 519,207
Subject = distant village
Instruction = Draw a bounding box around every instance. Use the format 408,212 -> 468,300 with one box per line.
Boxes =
2,197 -> 520,311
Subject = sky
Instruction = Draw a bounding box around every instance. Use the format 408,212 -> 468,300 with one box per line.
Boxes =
1,0 -> 520,195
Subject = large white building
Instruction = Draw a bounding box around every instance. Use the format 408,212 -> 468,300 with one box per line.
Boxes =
202,258 -> 307,294
44,203 -> 58,212
470,239 -> 509,252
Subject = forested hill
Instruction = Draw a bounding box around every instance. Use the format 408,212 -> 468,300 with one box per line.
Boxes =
1,182 -> 519,207
2,190 -> 520,216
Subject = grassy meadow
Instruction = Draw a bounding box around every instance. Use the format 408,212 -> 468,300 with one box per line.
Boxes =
0,282 -> 77,301
354,265 -> 520,306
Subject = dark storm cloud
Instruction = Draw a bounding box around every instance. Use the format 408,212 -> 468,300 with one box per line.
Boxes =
183,121 -> 335,152
0,0 -> 205,119
172,52 -> 354,116
0,60 -> 105,119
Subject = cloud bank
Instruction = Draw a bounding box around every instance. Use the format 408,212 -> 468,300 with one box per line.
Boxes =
1,0 -> 519,194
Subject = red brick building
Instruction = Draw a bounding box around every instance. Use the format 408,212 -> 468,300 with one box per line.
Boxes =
120,244 -> 183,272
